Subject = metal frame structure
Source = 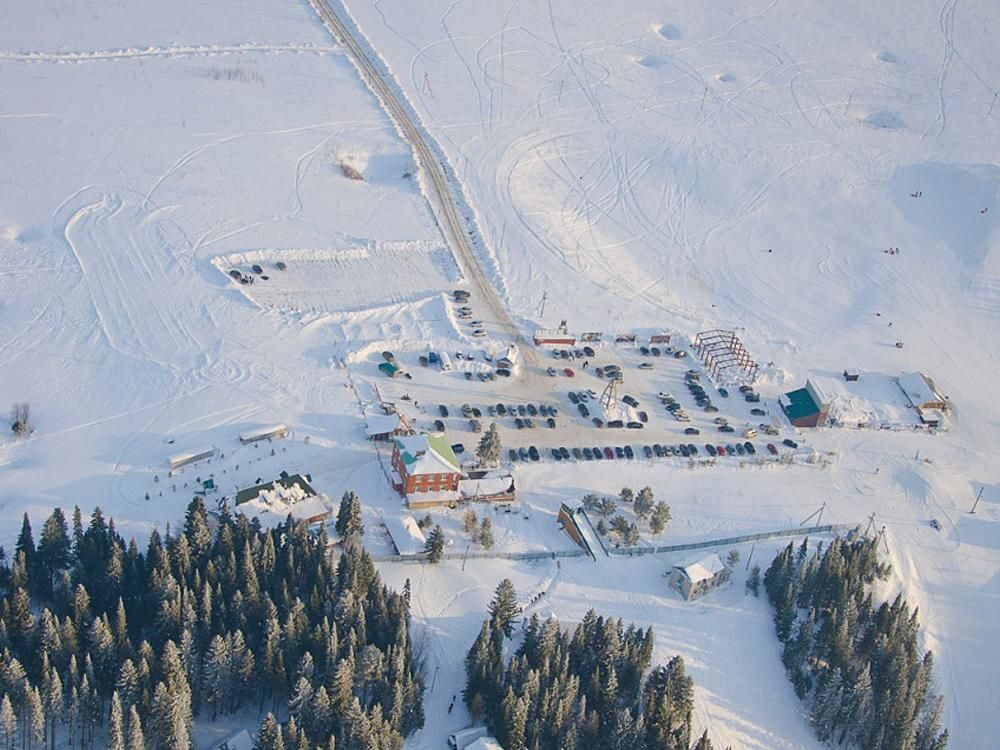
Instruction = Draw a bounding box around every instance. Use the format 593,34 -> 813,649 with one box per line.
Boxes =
600,372 -> 622,411
693,329 -> 759,384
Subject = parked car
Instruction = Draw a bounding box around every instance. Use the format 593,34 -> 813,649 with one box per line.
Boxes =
622,395 -> 639,408
624,445 -> 634,459
583,447 -> 594,460
547,417 -> 556,428
679,444 -> 689,457
251,264 -> 264,275
519,447 -> 529,461
706,444 -> 717,456
684,427 -> 700,435
626,422 -> 644,429
643,445 -> 654,458
639,362 -> 654,370
514,417 -> 524,429
718,387 -> 729,397
432,419 -> 444,431
651,347 -> 662,357
593,417 -> 604,428
615,447 -> 625,459
508,449 -> 518,462
653,444 -> 665,457
470,419 -> 482,432
559,447 -> 570,460
716,445 -> 726,456
603,447 -> 615,460
745,393 -> 761,403
524,418 -> 534,429
638,410 -> 648,422
572,447 -> 583,460
673,350 -> 687,358
592,446 -> 603,461
750,408 -> 766,416
734,443 -> 745,456
930,518 -> 942,531
439,404 -> 449,417
526,403 -> 537,416
496,403 -> 507,415
744,442 -> 756,455
719,424 -> 735,433
547,367 -> 557,377
497,368 -> 511,377
551,448 -> 562,460
564,368 -> 575,377
452,443 -> 465,454
767,443 -> 778,455
583,346 -> 595,357
487,405 -> 497,416
783,438 -> 799,448
275,261 -> 287,271
462,404 -> 474,417
472,329 -> 486,337
382,350 -> 396,362
578,403 -> 590,417
568,391 -> 580,404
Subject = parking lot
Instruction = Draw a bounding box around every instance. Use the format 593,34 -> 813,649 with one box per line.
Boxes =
367,316 -> 800,468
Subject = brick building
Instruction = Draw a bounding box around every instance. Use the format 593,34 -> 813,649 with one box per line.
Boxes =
391,433 -> 462,497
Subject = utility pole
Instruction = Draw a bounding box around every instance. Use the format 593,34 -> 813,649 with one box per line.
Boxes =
864,512 -> 876,538
536,290 -> 547,319
745,542 -> 755,570
800,501 -> 826,526
461,544 -> 470,571
422,71 -> 434,98
970,486 -> 984,514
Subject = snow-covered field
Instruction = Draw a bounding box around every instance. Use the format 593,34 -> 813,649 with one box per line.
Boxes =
2,0 -> 998,747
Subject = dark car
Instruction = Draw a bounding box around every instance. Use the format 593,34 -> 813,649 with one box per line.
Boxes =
514,417 -> 525,429
593,417 -> 604,428
704,404 -> 719,413
720,424 -> 735,433
419,355 -> 429,367
638,410 -> 648,422
653,444 -> 665,457
744,442 -> 756,455
726,444 -> 738,455
783,438 -> 799,448
559,447 -> 570,460
716,445 -> 726,456
526,403 -> 538,416
626,422 -> 644,429
604,447 -> 615,460
517,404 -> 527,416
519,447 -> 529,461
624,445 -> 634,459
439,404 -> 449,417
452,443 -> 465,454
547,417 -> 556,428
251,264 -> 264,274
734,443 -> 745,456
745,393 -> 761,403
651,347 -> 661,357
706,444 -> 717,456
552,448 -> 562,460
434,419 -> 445,431
615,447 -> 625,459
607,419 -> 623,428
472,407 -> 482,417
679,444 -> 689,457
497,368 -> 511,377
583,447 -> 594,460
750,408 -> 766,416
622,395 -> 639,408
684,427 -> 700,435
228,269 -> 242,279
643,445 -> 653,458
718,387 -> 729,397
524,418 -> 534,429
382,350 -> 395,362
767,443 -> 778,455
572,447 -> 583,459
583,346 -> 595,357
509,449 -> 518,462
568,391 -> 580,405
578,403 -> 590,417
548,405 -> 559,416
496,402 -> 506,415
275,261 -> 287,271
592,446 -> 603,461
639,346 -> 650,356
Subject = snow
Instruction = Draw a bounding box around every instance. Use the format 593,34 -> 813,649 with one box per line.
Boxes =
382,513 -> 427,556
675,553 -> 726,585
1,0 -> 999,747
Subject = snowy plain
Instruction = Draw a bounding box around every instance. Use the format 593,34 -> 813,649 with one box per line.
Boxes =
1,0 -> 999,748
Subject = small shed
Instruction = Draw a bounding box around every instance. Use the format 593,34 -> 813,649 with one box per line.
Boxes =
239,424 -> 288,445
497,344 -> 519,370
669,554 -> 728,600
168,446 -> 216,471
461,473 -> 515,503
382,514 -> 427,556
379,361 -> 401,378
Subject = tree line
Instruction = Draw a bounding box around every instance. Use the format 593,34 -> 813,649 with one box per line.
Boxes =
0,499 -> 423,749
764,532 -> 948,750
463,580 -> 726,750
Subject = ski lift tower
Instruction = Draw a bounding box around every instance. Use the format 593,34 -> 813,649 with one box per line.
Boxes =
600,372 -> 623,412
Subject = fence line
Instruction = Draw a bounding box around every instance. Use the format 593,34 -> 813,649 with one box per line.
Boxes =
370,525 -> 851,564
607,524 -> 851,557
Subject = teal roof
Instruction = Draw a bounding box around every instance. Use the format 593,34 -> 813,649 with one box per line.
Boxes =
782,387 -> 820,421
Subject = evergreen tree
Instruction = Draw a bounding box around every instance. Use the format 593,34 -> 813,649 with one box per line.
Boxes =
0,695 -> 15,750
335,492 -> 365,541
488,579 -> 519,638
109,692 -> 126,750
37,508 -> 71,590
462,509 -> 478,535
478,518 -> 494,550
126,705 -> 145,750
476,423 -> 502,466
424,526 -> 445,563
649,502 -> 671,536
633,487 -> 655,519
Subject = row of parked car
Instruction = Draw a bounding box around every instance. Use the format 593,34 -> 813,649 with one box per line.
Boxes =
551,346 -> 596,360
506,439 -> 800,464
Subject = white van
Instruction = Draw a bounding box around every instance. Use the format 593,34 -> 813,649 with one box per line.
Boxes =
439,352 -> 453,371
448,727 -> 488,749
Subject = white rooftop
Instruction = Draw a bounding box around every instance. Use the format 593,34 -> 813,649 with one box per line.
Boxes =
395,433 -> 461,476
210,729 -> 254,750
898,371 -> 943,407
675,553 -> 726,585
383,513 -> 427,555
364,412 -> 402,436
467,739 -> 504,750
235,490 -> 329,529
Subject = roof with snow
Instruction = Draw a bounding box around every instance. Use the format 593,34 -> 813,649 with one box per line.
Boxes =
898,372 -> 944,407
467,739 -> 504,750
460,473 -> 515,499
234,492 -> 329,529
383,514 -> 427,555
394,433 -> 461,475
674,553 -> 726,585
209,729 -> 254,750
365,412 -> 403,436
235,473 -> 315,505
